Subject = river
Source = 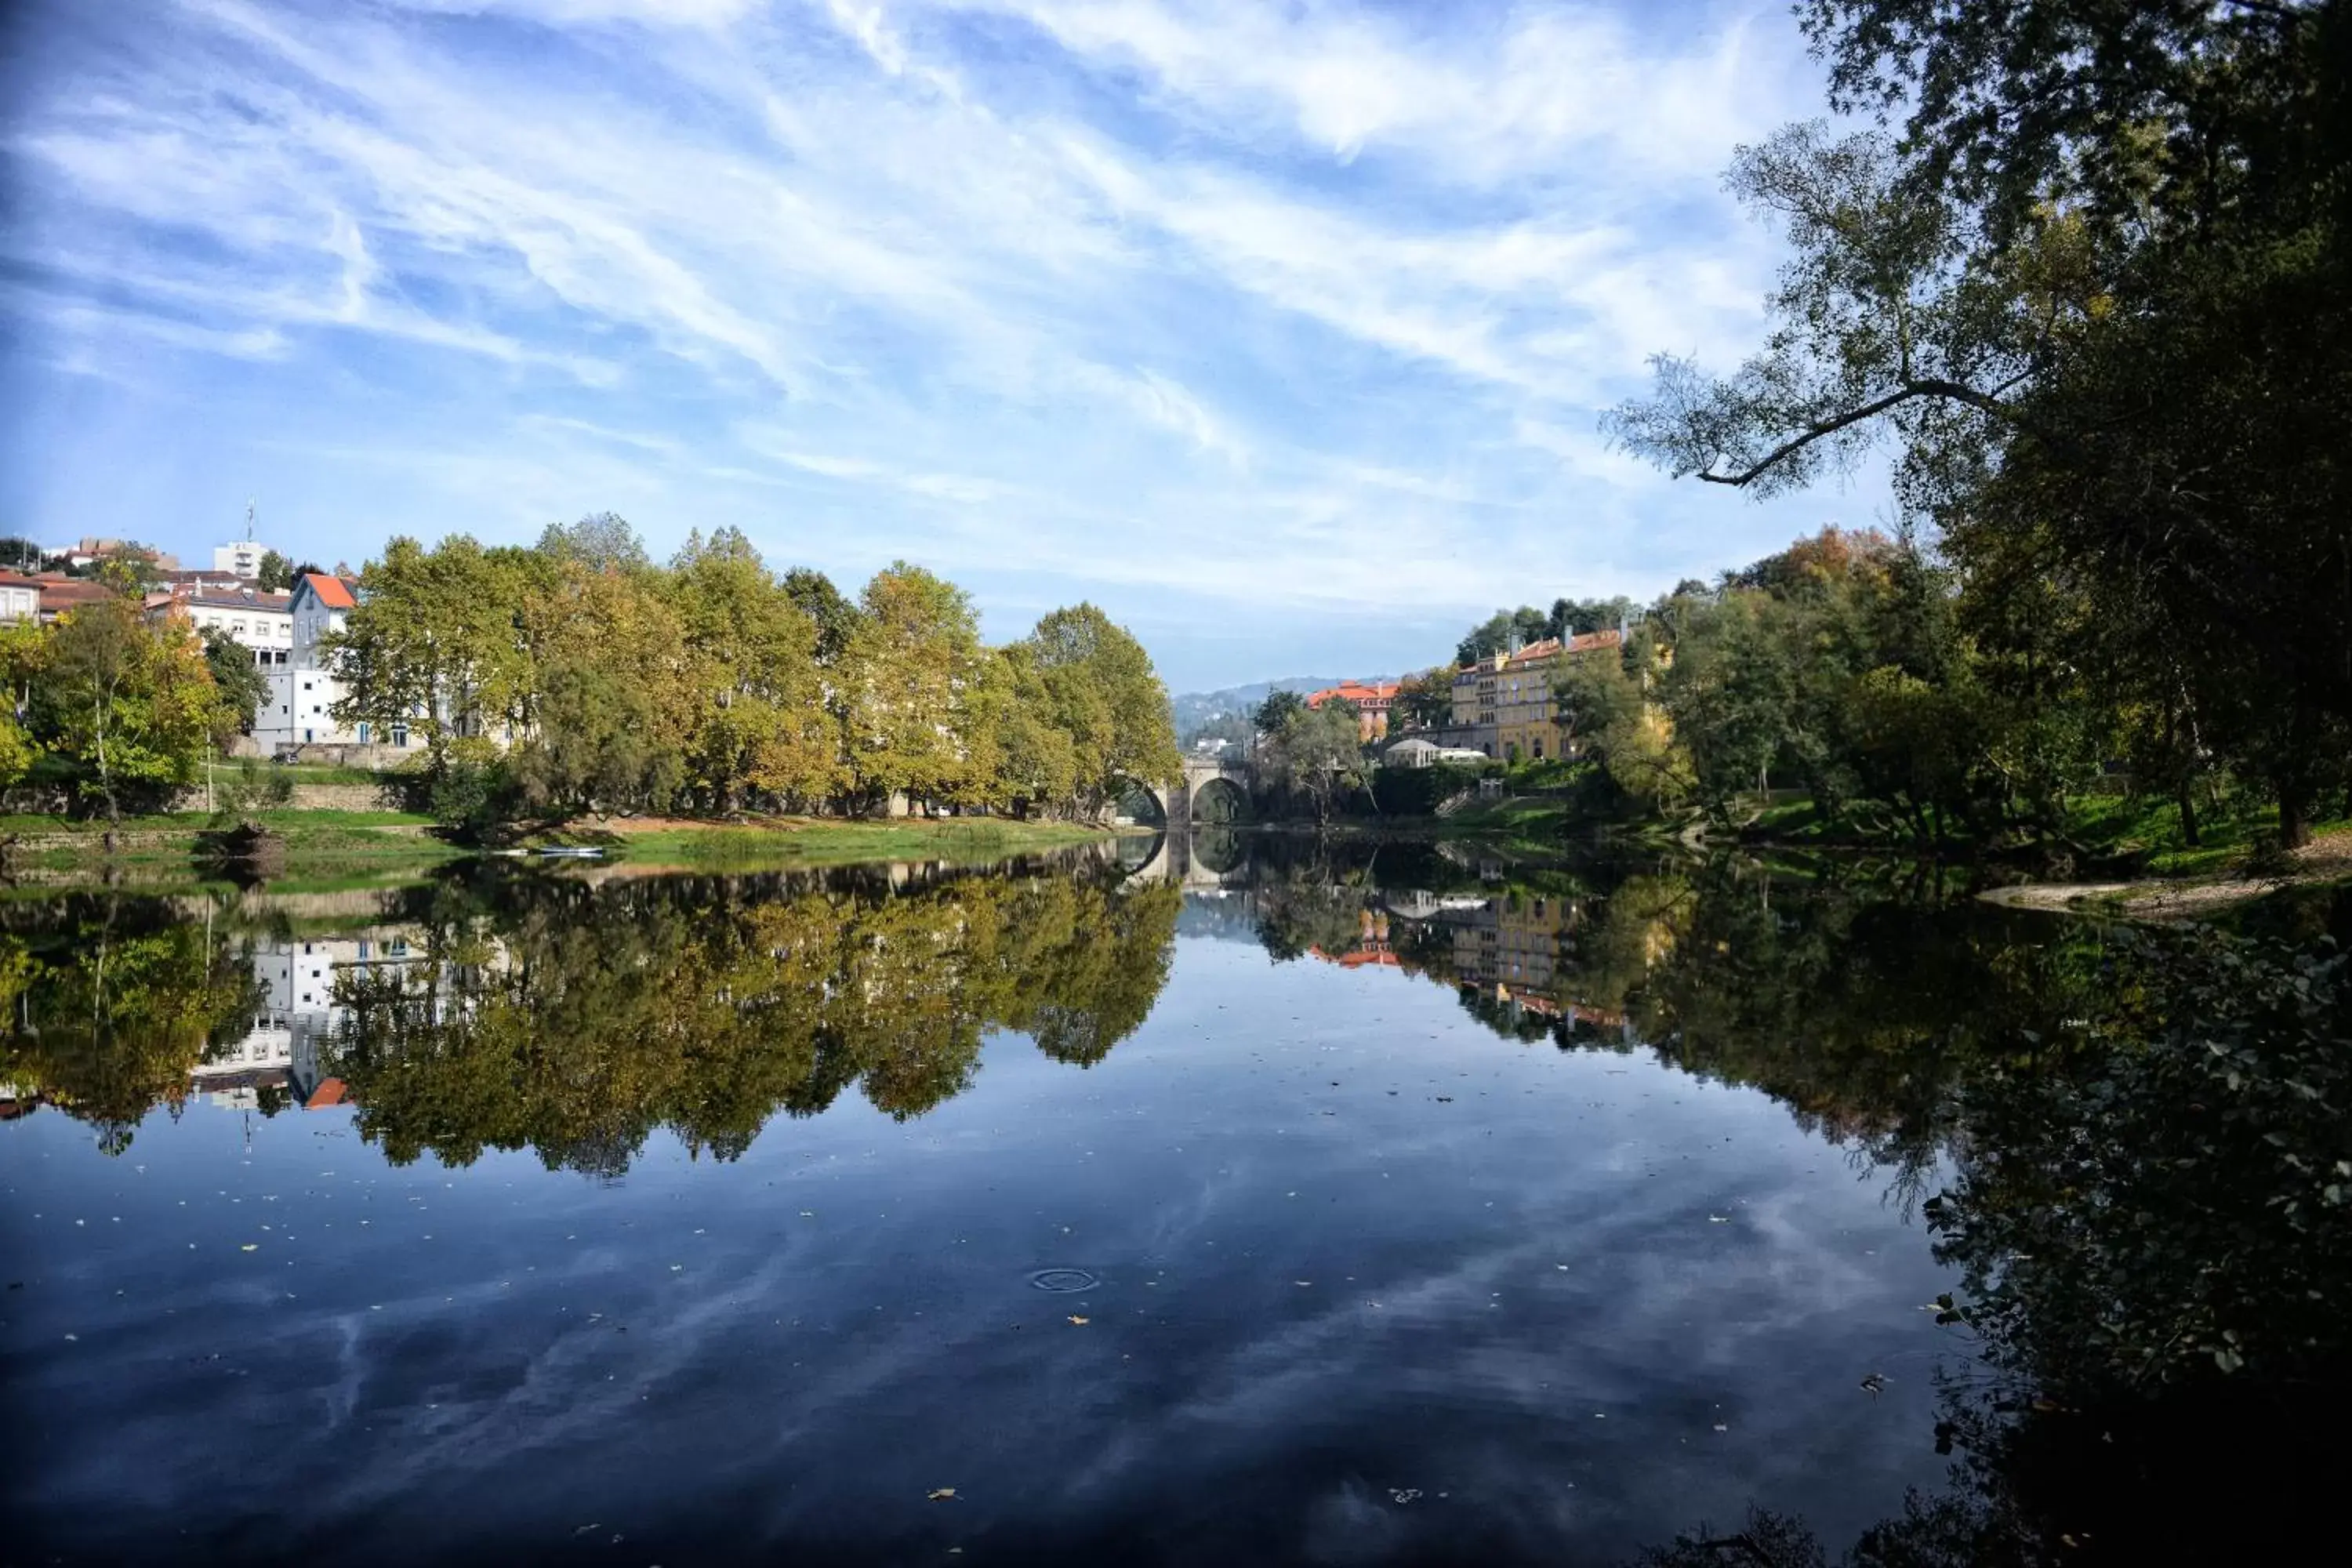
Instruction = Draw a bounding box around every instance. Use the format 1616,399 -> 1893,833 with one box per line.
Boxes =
3,838 -> 2344,1565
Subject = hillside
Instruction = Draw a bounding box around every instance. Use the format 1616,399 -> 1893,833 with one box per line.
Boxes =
1173,676 -> 1396,739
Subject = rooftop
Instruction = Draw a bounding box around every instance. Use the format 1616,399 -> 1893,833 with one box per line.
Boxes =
299,572 -> 357,610
1306,679 -> 1399,708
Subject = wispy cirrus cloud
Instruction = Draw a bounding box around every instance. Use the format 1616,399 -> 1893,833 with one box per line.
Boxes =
0,0 -> 1871,687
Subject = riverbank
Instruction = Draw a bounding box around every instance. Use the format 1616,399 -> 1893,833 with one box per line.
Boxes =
1979,822 -> 2352,920
522,814 -> 1124,869
0,808 -> 1123,890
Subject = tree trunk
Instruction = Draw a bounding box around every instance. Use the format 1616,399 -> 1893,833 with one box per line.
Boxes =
2175,775 -> 2201,848
2278,779 -> 2311,851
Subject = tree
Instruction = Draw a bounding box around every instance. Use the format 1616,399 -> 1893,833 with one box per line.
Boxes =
1392,668 -> 1455,731
840,563 -> 987,811
0,537 -> 42,572
782,567 -> 858,665
1608,5 -> 2352,844
1253,689 -> 1308,735
511,655 -> 679,817
989,642 -> 1080,813
198,626 -> 269,745
1258,699 -> 1374,826
536,511 -> 652,575
667,530 -> 839,811
31,601 -> 216,827
1025,603 -> 1182,812
328,535 -> 537,770
255,550 -> 295,592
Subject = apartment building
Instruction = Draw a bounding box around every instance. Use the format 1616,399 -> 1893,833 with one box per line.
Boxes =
1447,630 -> 1624,761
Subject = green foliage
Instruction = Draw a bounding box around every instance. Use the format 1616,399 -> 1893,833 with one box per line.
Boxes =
324,521 -> 1178,827
1609,2 -> 2352,846
255,550 -> 294,592
314,869 -> 1182,1168
1391,668 -> 1454,730
1256,699 -> 1374,824
1370,759 -> 1488,816
427,753 -> 517,834
1252,688 -> 1307,733
197,626 -> 269,745
13,600 -> 216,821
209,757 -> 292,822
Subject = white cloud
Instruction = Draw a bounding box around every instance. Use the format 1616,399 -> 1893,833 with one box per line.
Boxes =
0,0 -> 1863,687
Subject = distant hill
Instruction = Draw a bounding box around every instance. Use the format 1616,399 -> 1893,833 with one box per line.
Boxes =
1171,676 -> 1395,739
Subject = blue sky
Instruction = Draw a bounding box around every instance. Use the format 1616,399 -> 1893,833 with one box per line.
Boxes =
0,0 -> 1887,691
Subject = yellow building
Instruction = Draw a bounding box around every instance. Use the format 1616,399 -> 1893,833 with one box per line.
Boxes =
1449,630 -> 1623,762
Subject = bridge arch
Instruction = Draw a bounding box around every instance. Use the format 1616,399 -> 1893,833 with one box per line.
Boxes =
1140,757 -> 1257,832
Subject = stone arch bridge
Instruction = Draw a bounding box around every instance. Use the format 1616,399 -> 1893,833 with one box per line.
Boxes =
1138,756 -> 1254,831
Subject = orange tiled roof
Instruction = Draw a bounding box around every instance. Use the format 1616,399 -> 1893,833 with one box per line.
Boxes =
1482,630 -> 1624,670
299,572 -> 358,609
1306,680 -> 1399,708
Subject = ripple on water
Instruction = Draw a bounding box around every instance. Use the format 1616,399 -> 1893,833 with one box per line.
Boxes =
1029,1268 -> 1101,1294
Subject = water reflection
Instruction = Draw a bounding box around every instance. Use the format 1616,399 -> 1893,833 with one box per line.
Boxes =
5,837 -> 2347,1563
3,858 -> 1181,1173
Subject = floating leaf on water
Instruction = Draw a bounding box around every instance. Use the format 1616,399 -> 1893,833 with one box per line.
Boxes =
1067,1315 -> 1090,1326
1859,1373 -> 1889,1396
240,1244 -> 259,1253
927,1488 -> 957,1502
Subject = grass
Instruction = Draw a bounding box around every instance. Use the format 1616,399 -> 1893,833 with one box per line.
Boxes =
526,815 -> 1115,869
2,808 -> 434,834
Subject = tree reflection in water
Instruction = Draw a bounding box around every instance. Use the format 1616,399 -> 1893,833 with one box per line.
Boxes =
1247,847 -> 2352,1566
0,895 -> 262,1155
13,842 -> 2350,1557
2,862 -> 1180,1177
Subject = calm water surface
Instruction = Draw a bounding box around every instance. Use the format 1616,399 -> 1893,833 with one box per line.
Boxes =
0,846 -> 2073,1563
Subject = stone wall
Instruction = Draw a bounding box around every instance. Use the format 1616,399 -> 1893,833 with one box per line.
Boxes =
159,781 -> 407,814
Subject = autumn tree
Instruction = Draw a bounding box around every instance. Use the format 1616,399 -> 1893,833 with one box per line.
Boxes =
1024,603 -> 1182,816
27,601 -> 216,828
328,535 -> 538,770
840,563 -> 988,812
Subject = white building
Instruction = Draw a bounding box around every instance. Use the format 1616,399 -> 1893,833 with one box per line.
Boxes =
0,572 -> 40,623
213,539 -> 267,579
1383,737 -> 1493,769
256,666 -> 363,748
165,586 -> 295,667
289,572 -> 353,665
196,931 -> 437,1108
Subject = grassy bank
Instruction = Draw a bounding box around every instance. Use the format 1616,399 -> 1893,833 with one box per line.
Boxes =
528,815 -> 1120,869
0,807 -> 1119,890
1742,791 -> 2350,875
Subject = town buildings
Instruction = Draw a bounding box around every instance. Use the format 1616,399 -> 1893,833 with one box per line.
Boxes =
0,572 -> 41,623
1447,630 -> 1624,762
1381,736 -> 1491,768
212,538 -> 267,579
1305,679 -> 1400,742
252,573 -> 371,750
147,584 -> 295,666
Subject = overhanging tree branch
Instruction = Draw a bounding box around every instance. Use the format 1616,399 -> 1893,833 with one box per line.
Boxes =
1697,377 -> 2034,488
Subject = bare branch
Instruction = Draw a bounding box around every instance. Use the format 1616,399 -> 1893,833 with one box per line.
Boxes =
1697,378 -> 2027,488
